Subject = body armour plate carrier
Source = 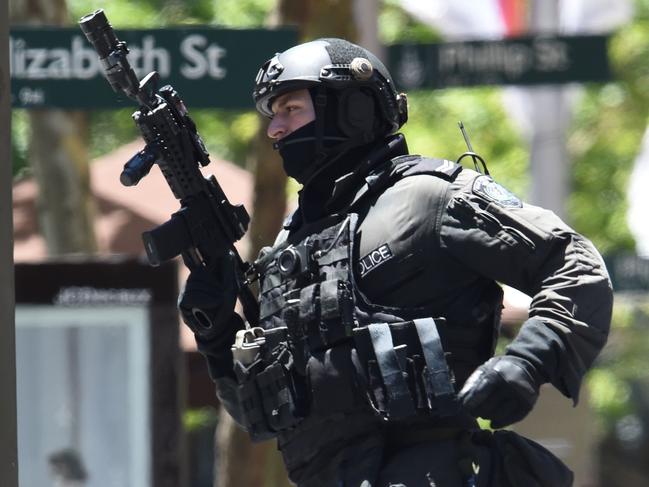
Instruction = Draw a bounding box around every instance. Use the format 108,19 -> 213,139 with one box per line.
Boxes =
232,156 -> 500,442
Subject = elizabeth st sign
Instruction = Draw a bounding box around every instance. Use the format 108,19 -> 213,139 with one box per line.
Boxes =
10,27 -> 297,109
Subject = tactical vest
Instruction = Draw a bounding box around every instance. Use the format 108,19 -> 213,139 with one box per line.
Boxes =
232,155 -> 501,442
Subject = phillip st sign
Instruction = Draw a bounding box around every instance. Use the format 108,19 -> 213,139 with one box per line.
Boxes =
389,35 -> 611,90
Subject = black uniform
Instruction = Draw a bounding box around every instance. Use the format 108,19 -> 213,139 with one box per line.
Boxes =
195,133 -> 613,487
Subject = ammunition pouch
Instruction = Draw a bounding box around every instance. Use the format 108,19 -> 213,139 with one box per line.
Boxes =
353,318 -> 459,421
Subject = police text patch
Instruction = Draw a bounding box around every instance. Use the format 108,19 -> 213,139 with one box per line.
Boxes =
358,244 -> 394,277
473,175 -> 522,208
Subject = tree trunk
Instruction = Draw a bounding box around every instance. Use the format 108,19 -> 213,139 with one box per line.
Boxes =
10,0 -> 97,255
248,118 -> 288,257
214,1 -> 359,486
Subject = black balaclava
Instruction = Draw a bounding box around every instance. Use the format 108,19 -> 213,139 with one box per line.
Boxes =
274,87 -> 404,223
273,87 -> 367,185
275,120 -> 345,184
298,139 -> 381,221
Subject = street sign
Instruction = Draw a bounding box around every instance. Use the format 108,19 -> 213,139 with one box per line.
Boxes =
389,35 -> 611,90
10,27 -> 297,109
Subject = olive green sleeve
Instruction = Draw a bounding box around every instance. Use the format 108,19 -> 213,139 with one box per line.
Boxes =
439,172 -> 613,402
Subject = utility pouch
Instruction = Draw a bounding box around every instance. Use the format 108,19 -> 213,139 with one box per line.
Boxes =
235,363 -> 275,442
233,327 -> 307,441
300,279 -> 355,352
255,360 -> 300,432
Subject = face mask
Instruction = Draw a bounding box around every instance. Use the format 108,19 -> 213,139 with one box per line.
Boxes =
275,121 -> 348,184
275,121 -> 318,184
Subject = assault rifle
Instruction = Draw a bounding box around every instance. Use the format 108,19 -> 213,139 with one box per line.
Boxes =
79,9 -> 259,326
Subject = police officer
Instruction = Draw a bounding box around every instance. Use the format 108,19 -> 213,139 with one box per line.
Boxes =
179,38 -> 613,487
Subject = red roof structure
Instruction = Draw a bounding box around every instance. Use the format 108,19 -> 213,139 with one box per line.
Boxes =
13,140 -> 253,261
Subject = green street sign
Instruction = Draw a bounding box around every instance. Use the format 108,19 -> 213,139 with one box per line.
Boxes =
10,27 -> 297,109
388,35 -> 611,90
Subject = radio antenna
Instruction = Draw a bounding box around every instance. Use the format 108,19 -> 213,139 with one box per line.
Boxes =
456,121 -> 489,175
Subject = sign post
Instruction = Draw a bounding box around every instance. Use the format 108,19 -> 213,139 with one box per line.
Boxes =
1,3 -> 19,487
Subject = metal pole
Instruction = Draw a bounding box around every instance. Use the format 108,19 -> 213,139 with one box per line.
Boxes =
528,0 -> 569,218
0,2 -> 19,486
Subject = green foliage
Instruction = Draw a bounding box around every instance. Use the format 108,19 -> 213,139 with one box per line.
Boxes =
587,299 -> 649,427
379,0 -> 441,44
212,0 -> 275,27
568,93 -> 645,252
11,110 -> 30,179
68,0 -> 216,26
566,0 -> 649,253
402,88 -> 529,196
68,0 -> 276,27
88,109 -> 139,159
587,368 -> 633,422
191,109 -> 260,165
68,0 -> 160,27
184,406 -> 218,431
551,0 -> 649,443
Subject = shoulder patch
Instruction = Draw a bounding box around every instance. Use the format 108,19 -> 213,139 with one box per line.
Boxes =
400,156 -> 463,181
472,175 -> 522,208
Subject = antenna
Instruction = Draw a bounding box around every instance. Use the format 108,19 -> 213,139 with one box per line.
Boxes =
456,121 -> 489,176
459,121 -> 474,153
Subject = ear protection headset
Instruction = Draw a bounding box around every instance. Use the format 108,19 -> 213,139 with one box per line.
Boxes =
336,88 -> 376,138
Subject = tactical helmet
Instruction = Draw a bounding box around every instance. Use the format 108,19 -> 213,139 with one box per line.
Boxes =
253,38 -> 408,140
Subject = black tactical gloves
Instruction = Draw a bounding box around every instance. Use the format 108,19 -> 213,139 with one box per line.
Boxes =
459,355 -> 545,429
178,251 -> 240,337
178,254 -> 244,379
